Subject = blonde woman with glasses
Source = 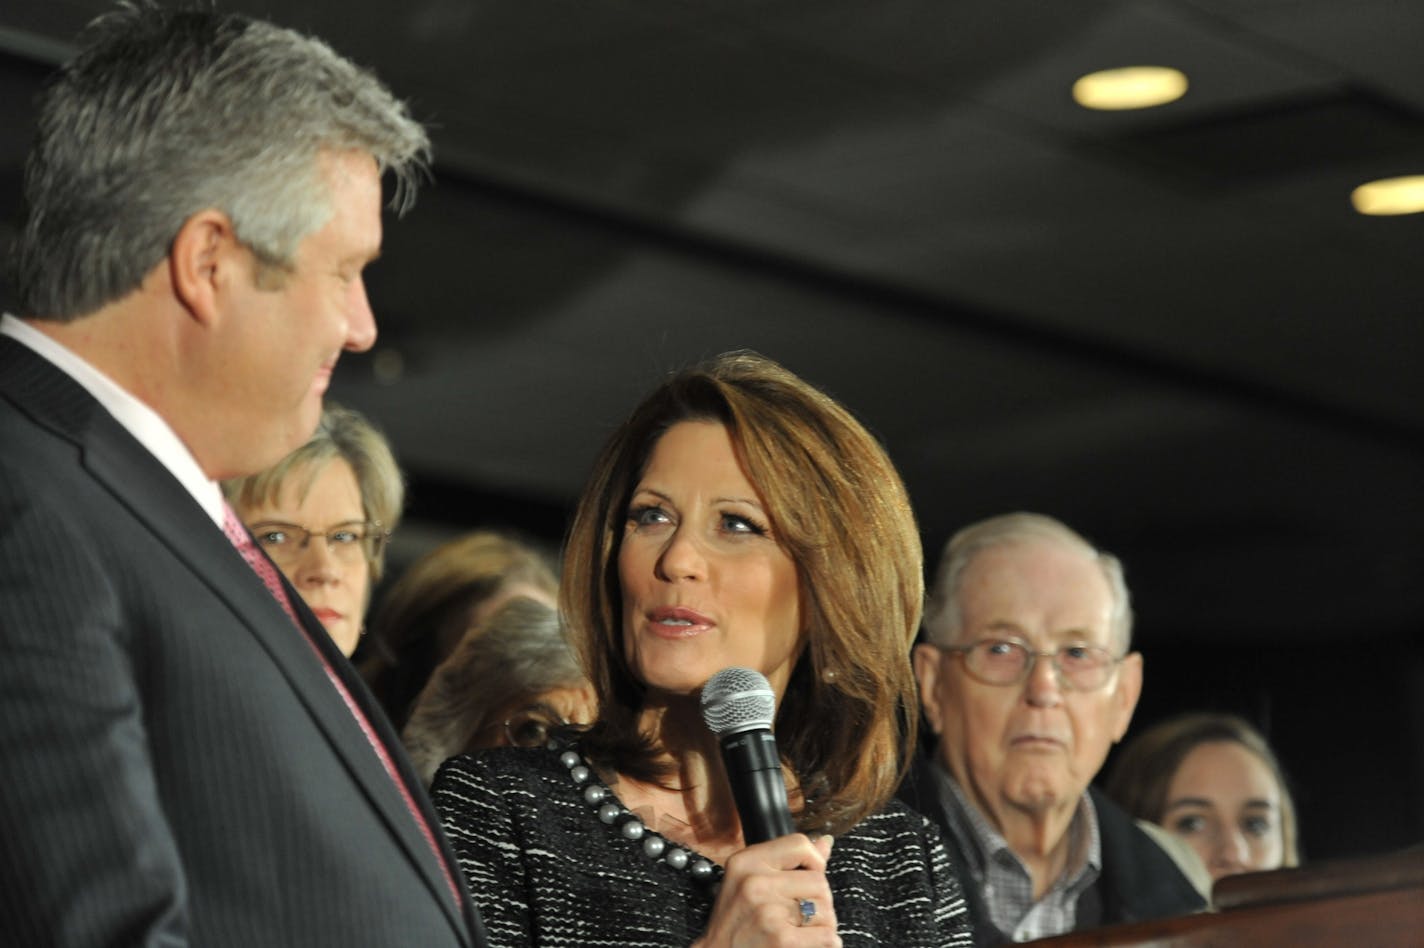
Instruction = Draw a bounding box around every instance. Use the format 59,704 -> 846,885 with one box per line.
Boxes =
224,402 -> 402,656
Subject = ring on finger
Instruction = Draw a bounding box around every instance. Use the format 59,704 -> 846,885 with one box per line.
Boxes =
797,898 -> 817,927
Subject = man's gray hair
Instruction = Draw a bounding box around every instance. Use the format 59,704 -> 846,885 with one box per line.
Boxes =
12,1 -> 430,320
922,511 -> 1134,654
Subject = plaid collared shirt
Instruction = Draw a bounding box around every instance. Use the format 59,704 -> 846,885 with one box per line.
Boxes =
928,761 -> 1102,942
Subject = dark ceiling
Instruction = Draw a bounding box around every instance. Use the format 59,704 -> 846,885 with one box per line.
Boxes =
5,0 -> 1422,639
2,1 -> 1422,854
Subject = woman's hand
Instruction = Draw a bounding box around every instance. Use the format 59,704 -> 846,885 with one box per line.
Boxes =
693,834 -> 840,947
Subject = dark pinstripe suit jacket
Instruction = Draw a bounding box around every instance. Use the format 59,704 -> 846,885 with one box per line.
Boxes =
0,336 -> 487,947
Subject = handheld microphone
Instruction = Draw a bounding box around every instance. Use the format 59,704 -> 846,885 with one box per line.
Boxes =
700,667 -> 795,845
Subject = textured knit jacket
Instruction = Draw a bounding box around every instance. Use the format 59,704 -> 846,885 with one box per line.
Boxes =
434,743 -> 978,947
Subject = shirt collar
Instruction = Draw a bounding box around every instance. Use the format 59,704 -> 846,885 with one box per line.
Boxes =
929,758 -> 1103,887
2,313 -> 225,527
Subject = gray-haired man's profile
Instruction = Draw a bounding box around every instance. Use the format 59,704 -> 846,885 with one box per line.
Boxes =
0,3 -> 486,945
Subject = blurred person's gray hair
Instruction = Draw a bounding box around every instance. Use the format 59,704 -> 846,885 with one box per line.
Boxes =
402,597 -> 587,785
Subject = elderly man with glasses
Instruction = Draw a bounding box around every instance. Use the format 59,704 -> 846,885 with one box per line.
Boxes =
906,512 -> 1207,945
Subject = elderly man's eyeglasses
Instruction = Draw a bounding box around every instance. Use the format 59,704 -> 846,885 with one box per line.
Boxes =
941,638 -> 1124,691
247,520 -> 388,567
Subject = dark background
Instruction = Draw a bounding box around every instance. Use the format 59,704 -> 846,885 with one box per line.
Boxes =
3,1 -> 1421,863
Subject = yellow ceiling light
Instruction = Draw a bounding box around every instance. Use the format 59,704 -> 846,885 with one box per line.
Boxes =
1073,66 -> 1189,110
1351,176 -> 1424,216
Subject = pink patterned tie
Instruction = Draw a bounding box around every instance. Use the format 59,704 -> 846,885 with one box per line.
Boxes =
221,503 -> 462,906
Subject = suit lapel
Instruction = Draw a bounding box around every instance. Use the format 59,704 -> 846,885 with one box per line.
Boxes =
286,577 -> 487,943
0,338 -> 473,946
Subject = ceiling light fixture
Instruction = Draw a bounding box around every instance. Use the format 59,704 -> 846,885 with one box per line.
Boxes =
1072,66 -> 1188,110
1351,176 -> 1424,216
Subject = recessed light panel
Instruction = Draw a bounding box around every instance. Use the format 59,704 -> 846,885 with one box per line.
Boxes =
1073,66 -> 1189,111
1351,176 -> 1424,216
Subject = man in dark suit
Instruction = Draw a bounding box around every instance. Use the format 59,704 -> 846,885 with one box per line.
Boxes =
0,5 -> 487,946
905,513 -> 1206,945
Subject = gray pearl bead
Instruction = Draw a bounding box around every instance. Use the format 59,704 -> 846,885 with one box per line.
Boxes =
565,744 -> 716,880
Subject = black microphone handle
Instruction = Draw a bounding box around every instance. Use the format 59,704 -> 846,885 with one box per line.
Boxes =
719,728 -> 795,845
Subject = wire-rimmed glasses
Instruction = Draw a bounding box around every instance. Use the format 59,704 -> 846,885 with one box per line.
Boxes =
247,520 -> 389,568
940,637 -> 1124,691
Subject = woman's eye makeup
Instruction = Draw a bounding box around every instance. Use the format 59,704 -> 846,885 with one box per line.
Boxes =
625,499 -> 769,538
1242,814 -> 1275,836
720,511 -> 768,535
1170,813 -> 1207,834
627,503 -> 670,527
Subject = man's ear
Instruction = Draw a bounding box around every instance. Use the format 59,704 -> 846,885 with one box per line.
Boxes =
912,643 -> 946,735
1110,651 -> 1144,743
169,209 -> 240,327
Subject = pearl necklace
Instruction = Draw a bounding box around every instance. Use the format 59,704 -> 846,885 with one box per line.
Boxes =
557,745 -> 721,885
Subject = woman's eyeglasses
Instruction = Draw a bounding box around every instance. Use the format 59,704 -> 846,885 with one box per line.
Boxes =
247,520 -> 389,567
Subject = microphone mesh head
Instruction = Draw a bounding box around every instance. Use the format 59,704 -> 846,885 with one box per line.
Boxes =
700,667 -> 776,736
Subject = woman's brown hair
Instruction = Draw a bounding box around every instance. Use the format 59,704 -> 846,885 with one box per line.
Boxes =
1104,711 -> 1300,866
360,529 -> 558,729
561,350 -> 923,835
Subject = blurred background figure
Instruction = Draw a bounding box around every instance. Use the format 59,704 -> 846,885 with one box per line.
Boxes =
402,596 -> 596,785
1104,711 -> 1300,885
360,529 -> 559,729
224,402 -> 403,657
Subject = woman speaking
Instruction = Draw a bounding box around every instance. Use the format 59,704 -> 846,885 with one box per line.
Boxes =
432,351 -> 972,946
